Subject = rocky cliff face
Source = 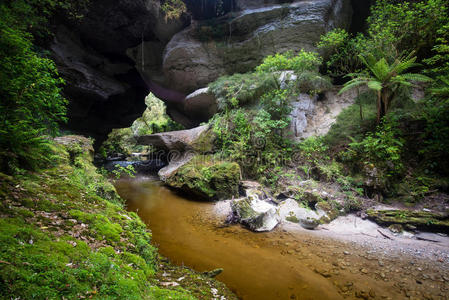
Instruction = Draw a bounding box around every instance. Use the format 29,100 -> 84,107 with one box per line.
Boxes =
52,0 -> 353,144
51,0 -> 189,144
162,0 -> 352,94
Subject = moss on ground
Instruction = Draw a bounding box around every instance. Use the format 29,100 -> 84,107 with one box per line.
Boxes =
0,136 -> 236,299
166,155 -> 240,200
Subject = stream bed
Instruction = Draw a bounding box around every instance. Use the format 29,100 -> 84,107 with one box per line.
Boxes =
115,177 -> 449,300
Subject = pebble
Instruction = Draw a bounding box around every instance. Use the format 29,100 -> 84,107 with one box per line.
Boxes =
344,251 -> 350,255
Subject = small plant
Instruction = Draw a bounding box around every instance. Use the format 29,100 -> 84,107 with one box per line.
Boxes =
112,164 -> 136,179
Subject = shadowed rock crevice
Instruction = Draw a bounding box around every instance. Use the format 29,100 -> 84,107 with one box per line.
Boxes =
52,0 -> 356,145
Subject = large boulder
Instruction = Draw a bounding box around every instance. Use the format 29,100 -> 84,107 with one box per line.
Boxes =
137,124 -> 213,152
184,88 -> 218,122
278,199 -> 326,229
165,155 -> 241,200
229,181 -> 280,231
231,197 -> 279,231
162,0 -> 352,93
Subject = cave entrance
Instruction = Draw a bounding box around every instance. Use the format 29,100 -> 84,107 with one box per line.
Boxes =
98,93 -> 184,161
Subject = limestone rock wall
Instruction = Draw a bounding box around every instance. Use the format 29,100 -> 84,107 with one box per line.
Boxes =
162,0 -> 352,93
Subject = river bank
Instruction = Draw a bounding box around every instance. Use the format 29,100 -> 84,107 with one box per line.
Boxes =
116,176 -> 449,300
0,136 -> 236,299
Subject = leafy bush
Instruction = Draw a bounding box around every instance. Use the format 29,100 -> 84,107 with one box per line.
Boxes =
209,72 -> 278,111
0,4 -> 67,173
345,118 -> 405,177
256,50 -> 322,73
418,78 -> 449,174
211,107 -> 292,180
366,0 -> 449,60
161,0 -> 187,21
317,29 -> 365,78
424,23 -> 449,76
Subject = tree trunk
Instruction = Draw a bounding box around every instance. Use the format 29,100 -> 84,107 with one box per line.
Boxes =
377,89 -> 388,124
376,90 -> 382,124
357,87 -> 363,120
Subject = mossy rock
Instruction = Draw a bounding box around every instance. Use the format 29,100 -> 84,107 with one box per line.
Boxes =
315,201 -> 340,223
166,155 -> 240,200
367,209 -> 449,233
190,128 -> 216,153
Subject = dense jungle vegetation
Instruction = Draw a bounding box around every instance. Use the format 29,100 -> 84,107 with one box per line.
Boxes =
1,0 -> 449,298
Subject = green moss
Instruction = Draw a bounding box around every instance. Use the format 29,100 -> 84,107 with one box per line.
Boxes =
286,214 -> 300,223
166,155 -> 241,200
191,128 -> 216,153
0,136 -> 238,299
367,209 -> 449,231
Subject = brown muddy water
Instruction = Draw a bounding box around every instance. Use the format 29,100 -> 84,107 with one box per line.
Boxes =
115,177 -> 449,300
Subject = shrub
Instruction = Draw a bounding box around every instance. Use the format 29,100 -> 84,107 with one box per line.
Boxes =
256,50 -> 322,73
0,6 -> 67,172
209,72 -> 278,111
317,29 -> 365,78
346,118 -> 405,177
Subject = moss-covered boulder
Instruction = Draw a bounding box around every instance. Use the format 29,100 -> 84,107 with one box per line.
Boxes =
367,209 -> 449,233
165,155 -> 240,200
231,197 -> 279,231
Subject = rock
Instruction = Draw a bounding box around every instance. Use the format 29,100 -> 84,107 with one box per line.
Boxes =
49,1 -> 189,144
184,87 -> 218,122
314,268 -> 332,278
388,224 -> 403,234
165,155 -> 241,201
231,197 -> 279,231
137,125 -> 217,182
366,209 -> 449,233
202,268 -> 224,278
288,88 -> 357,140
278,199 -> 325,230
137,125 -> 213,152
158,152 -> 196,181
163,0 -> 352,93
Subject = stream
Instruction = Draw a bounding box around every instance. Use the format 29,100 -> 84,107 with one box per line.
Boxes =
115,176 -> 449,300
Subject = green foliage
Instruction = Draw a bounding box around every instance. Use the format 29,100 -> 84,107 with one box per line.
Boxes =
325,91 -> 377,146
424,23 -> 449,76
209,72 -> 278,111
0,5 -> 67,172
340,52 -> 431,123
211,107 -> 292,181
366,0 -> 449,59
112,164 -> 136,179
0,0 -> 90,173
346,118 -> 405,177
317,29 -> 365,78
100,94 -> 183,157
161,0 -> 187,21
418,79 -> 449,174
260,89 -> 293,120
133,93 -> 183,136
256,50 -> 322,73
298,137 -> 329,165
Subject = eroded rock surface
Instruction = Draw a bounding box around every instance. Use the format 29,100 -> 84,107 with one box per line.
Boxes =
163,0 -> 352,93
288,88 -> 356,140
